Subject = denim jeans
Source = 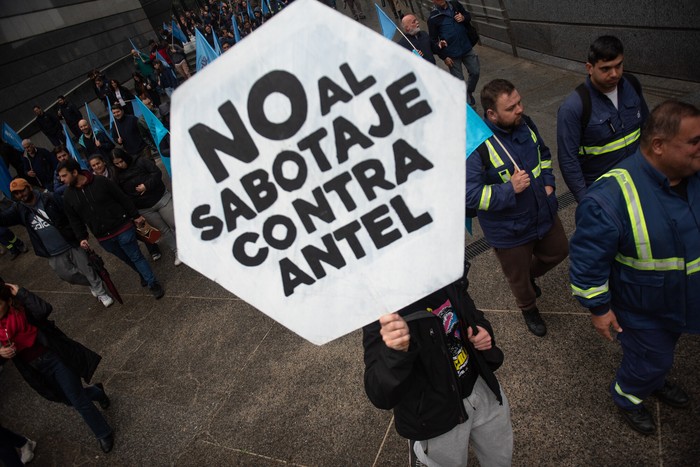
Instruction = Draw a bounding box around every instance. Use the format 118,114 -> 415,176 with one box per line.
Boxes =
99,225 -> 157,287
31,351 -> 112,439
448,48 -> 480,94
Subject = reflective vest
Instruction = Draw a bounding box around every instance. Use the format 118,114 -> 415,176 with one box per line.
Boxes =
578,127 -> 641,157
571,168 -> 700,301
478,125 -> 552,211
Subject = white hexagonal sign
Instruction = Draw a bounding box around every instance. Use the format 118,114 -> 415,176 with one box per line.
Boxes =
171,0 -> 466,345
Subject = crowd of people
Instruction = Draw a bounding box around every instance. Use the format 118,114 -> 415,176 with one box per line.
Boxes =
0,11 -> 189,456
0,0 -> 697,463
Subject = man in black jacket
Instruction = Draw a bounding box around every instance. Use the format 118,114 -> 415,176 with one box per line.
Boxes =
57,159 -> 164,299
56,95 -> 84,139
32,105 -> 65,146
363,278 -> 512,466
0,178 -> 114,307
111,104 -> 151,160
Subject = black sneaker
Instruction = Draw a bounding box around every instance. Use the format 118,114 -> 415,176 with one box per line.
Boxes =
522,307 -> 547,337
618,405 -> 655,435
467,93 -> 476,107
531,278 -> 542,298
149,282 -> 165,299
653,381 -> 690,408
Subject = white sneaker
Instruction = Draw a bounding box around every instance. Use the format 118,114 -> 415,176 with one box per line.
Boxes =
91,289 -> 99,298
174,257 -> 182,266
20,438 -> 36,463
98,295 -> 114,308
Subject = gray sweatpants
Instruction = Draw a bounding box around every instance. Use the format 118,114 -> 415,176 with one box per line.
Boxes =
48,247 -> 107,297
414,377 -> 513,467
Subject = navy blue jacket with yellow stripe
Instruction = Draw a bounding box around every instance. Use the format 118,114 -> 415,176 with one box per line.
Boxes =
465,115 -> 557,248
569,151 -> 700,332
557,76 -> 648,202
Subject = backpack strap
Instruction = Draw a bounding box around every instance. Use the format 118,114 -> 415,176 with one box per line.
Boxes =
575,83 -> 592,140
575,73 -> 643,144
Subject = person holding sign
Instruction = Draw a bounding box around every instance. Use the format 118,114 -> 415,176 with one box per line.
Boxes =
466,79 -> 568,337
363,276 -> 513,466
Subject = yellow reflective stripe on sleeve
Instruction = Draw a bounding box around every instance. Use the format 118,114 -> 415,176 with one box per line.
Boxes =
615,382 -> 643,405
485,140 -> 505,167
571,281 -> 609,299
614,254 -> 685,271
541,160 -> 552,169
687,257 -> 700,275
579,128 -> 641,156
479,185 -> 492,210
599,169 -> 652,260
532,163 -> 541,178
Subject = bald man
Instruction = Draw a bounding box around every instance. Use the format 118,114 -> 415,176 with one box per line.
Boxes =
78,119 -> 114,159
397,14 -> 437,64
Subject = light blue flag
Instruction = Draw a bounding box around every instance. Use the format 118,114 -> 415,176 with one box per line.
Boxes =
155,51 -> 171,68
0,158 -> 10,198
262,0 -> 270,15
212,29 -> 222,55
106,99 -> 116,134
62,123 -> 88,170
132,101 -> 143,119
232,16 -> 242,43
1,122 -> 24,152
172,20 -> 188,43
247,1 -> 254,19
465,104 -> 493,158
133,97 -> 171,176
129,38 -> 142,55
464,105 -> 493,234
84,103 -> 115,145
195,28 -> 220,71
375,4 -> 398,39
0,125 -> 13,196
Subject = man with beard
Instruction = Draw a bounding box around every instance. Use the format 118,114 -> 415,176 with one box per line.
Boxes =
398,14 -> 437,64
0,178 -> 114,307
78,119 -> 114,159
21,139 -> 58,191
111,104 -> 151,160
557,35 -> 649,202
57,159 -> 164,299
465,79 -> 568,337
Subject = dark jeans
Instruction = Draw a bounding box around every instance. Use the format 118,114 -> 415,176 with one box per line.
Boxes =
0,426 -> 26,467
31,351 -> 112,439
99,225 -> 157,287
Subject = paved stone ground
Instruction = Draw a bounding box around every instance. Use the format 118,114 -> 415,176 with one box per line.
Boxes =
1,2 -> 699,466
